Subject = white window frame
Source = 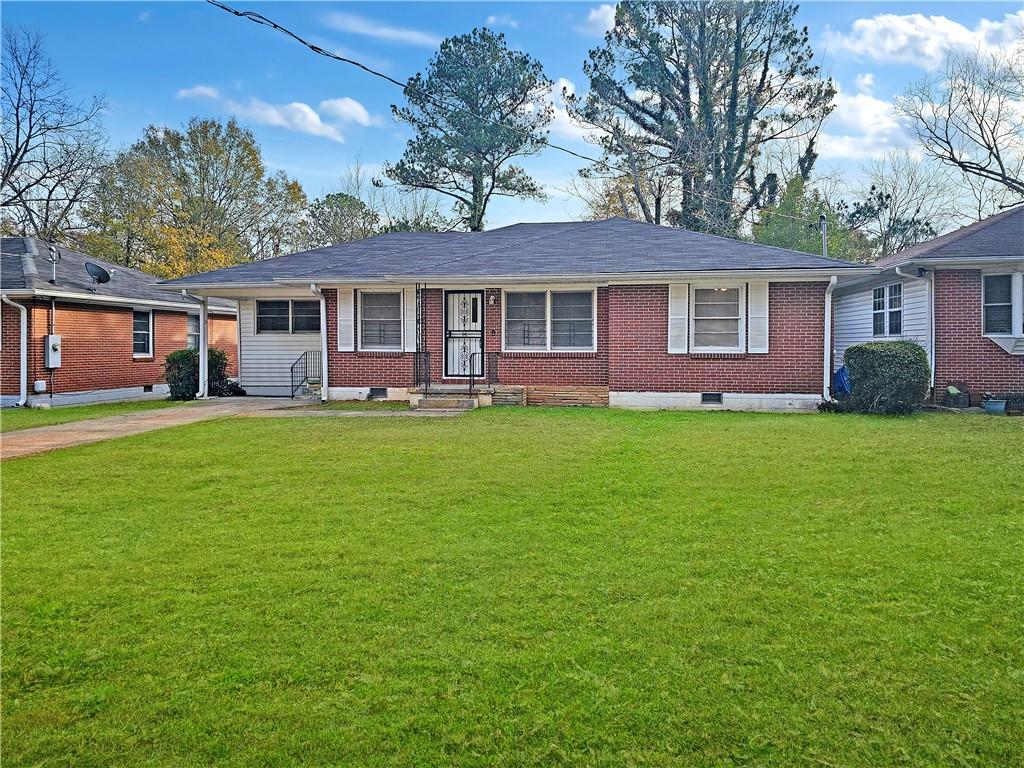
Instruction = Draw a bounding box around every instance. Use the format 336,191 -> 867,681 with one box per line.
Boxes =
872,283 -> 903,337
689,283 -> 746,353
357,289 -> 404,351
186,313 -> 200,350
255,299 -> 321,335
501,288 -> 597,353
132,308 -> 153,358
981,272 -> 1023,338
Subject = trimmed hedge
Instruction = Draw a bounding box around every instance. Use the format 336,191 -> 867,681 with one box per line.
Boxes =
841,341 -> 931,415
164,348 -> 240,400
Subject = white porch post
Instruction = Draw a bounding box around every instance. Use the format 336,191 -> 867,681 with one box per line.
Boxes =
199,296 -> 209,398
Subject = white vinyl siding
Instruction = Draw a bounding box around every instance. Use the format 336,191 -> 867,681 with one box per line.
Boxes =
834,279 -> 930,368
237,298 -> 323,396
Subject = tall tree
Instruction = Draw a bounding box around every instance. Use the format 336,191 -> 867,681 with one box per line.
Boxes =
385,28 -> 553,231
898,46 -> 1024,196
83,118 -> 307,276
754,177 -> 873,263
1,28 -> 106,240
303,192 -> 379,249
568,0 -> 835,235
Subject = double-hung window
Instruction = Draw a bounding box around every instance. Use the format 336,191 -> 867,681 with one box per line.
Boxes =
503,290 -> 596,351
256,300 -> 321,334
186,314 -> 200,350
873,284 -> 902,336
133,310 -> 152,357
692,286 -> 742,351
983,275 -> 1013,335
359,291 -> 402,350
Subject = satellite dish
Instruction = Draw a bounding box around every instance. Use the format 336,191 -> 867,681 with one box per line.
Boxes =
85,261 -> 111,292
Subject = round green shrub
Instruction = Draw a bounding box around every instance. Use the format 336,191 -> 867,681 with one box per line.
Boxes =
842,341 -> 931,415
163,347 -> 237,400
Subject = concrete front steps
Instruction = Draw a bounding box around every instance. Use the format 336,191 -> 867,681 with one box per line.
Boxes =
412,394 -> 478,410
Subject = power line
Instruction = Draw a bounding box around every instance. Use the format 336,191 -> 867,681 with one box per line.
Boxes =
206,0 -> 824,228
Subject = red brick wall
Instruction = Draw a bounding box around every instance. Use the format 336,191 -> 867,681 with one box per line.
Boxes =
324,287 -> 609,389
607,282 -> 827,393
1,299 -> 237,396
324,288 -> 414,387
933,269 -> 1023,401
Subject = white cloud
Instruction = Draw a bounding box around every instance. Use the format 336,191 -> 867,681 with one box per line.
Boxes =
224,98 -> 345,143
817,86 -> 915,161
486,14 -> 519,30
176,84 -> 220,100
319,97 -> 381,127
824,10 -> 1024,69
529,77 -> 601,144
138,10 -> 151,23
323,12 -> 441,48
575,4 -> 616,37
855,73 -> 875,96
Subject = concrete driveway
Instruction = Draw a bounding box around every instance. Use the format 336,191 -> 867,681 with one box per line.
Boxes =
1,398 -> 308,460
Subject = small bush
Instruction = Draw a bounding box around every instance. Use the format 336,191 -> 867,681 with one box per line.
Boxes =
164,348 -> 238,400
842,341 -> 930,415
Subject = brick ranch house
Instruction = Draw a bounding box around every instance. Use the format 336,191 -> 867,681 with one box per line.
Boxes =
834,206 -> 1024,405
1,237 -> 237,407
160,217 -> 869,411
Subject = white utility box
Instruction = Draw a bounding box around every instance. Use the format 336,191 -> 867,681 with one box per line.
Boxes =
45,334 -> 62,368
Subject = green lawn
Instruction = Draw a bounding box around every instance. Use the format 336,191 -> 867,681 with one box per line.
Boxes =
2,409 -> 1021,766
0,399 -> 181,433
318,398 -> 411,411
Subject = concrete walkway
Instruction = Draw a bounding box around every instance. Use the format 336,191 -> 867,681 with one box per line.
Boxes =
1,398 -> 308,460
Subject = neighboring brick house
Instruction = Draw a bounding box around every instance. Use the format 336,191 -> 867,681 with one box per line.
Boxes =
161,217 -> 868,411
834,206 -> 1024,405
1,237 -> 237,407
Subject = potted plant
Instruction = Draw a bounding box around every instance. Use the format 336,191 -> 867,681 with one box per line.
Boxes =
981,392 -> 1007,415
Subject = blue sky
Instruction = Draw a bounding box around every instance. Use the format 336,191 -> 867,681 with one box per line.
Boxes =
4,1 -> 1023,228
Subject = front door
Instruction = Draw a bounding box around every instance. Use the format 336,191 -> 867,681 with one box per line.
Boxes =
445,291 -> 484,378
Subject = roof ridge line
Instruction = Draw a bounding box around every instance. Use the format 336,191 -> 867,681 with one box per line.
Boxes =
394,218 -> 606,275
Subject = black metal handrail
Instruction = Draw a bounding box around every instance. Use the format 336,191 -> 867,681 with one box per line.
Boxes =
413,350 -> 431,393
290,350 -> 322,398
468,352 -> 480,393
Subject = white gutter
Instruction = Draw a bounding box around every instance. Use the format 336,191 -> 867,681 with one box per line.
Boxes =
895,266 -> 936,387
1,294 -> 28,406
182,290 -> 208,398
0,288 -> 236,314
823,276 -> 838,400
310,283 -> 329,403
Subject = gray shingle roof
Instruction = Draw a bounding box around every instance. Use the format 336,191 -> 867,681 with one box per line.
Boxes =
1,237 -> 234,312
876,205 -> 1024,266
161,217 -> 862,288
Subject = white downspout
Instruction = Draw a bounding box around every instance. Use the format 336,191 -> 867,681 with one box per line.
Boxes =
310,283 -> 329,403
895,266 -> 935,388
823,276 -> 838,401
1,294 -> 28,407
182,290 -> 209,398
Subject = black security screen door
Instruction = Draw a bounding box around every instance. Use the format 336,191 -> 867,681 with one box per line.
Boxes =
444,291 -> 484,378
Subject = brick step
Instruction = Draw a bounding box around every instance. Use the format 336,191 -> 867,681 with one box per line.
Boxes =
413,396 -> 477,410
